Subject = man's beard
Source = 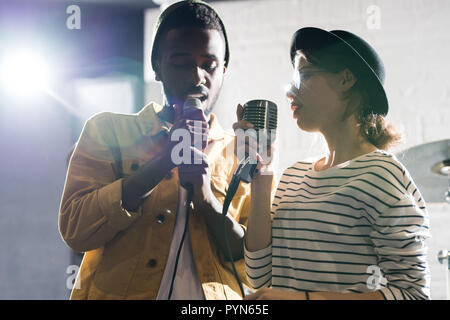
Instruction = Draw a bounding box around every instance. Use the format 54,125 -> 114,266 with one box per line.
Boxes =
203,89 -> 221,117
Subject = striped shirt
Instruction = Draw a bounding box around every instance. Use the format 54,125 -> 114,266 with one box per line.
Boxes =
245,150 -> 431,300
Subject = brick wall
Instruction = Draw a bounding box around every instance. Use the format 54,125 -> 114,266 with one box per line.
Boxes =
146,0 -> 450,177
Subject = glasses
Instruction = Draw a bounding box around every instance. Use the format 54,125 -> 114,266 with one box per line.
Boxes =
291,69 -> 329,90
285,68 -> 330,102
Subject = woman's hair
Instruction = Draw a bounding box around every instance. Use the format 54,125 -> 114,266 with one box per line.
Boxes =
298,49 -> 402,150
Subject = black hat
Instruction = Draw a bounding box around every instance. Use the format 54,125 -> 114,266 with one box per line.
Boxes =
290,27 -> 388,116
150,0 -> 230,72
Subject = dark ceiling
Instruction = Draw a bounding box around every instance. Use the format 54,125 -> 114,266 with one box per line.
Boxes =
0,0 -> 237,10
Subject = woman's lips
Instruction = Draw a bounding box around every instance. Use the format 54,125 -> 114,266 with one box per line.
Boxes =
291,103 -> 301,118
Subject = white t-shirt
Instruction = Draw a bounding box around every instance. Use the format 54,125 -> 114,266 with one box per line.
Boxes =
156,187 -> 205,300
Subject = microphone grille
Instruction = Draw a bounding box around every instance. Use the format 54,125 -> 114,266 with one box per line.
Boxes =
184,97 -> 202,110
243,100 -> 277,130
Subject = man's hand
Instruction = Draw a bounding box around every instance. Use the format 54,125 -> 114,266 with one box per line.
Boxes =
172,104 -> 246,261
169,103 -> 214,206
164,104 -> 209,165
178,146 -> 214,206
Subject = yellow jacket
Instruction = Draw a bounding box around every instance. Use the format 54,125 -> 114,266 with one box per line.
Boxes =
59,102 -> 252,299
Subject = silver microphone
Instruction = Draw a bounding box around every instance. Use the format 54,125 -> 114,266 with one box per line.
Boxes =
235,99 -> 278,183
242,99 -> 277,142
183,97 -> 202,117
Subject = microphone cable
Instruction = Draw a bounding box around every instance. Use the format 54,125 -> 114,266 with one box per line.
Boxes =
167,176 -> 245,299
221,163 -> 248,299
168,168 -> 247,299
167,98 -> 200,300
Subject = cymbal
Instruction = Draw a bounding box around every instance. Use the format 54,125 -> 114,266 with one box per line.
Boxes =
395,139 -> 449,203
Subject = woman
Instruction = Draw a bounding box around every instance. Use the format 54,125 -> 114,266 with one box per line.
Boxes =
238,27 -> 430,300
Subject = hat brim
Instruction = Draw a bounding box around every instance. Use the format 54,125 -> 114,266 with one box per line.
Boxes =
290,27 -> 388,116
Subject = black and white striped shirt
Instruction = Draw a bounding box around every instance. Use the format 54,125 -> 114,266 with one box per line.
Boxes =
245,150 -> 431,300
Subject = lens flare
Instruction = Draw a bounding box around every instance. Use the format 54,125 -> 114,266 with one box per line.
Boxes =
1,50 -> 50,97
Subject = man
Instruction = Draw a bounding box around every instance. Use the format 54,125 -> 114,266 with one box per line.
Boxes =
59,0 -> 251,300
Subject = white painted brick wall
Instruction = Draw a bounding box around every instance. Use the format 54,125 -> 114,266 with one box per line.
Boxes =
145,0 -> 450,299
145,0 -> 450,176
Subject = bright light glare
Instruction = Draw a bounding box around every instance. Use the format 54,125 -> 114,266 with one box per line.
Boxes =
1,50 -> 50,97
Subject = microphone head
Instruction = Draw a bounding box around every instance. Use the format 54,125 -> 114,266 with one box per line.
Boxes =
183,97 -> 202,113
242,99 -> 277,131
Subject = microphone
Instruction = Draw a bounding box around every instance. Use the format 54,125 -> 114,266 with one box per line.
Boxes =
183,97 -> 203,118
167,98 -> 202,300
181,97 -> 208,162
234,99 -> 278,183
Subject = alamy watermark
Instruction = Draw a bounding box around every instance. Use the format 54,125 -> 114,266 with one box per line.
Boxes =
66,265 -> 81,290
366,265 -> 387,290
66,5 -> 81,30
366,5 -> 381,30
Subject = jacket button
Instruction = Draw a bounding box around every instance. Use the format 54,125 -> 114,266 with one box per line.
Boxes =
156,214 -> 165,224
131,163 -> 139,171
147,259 -> 157,268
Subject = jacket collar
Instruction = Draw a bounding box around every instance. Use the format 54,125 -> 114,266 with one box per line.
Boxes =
206,113 -> 225,142
136,102 -> 168,137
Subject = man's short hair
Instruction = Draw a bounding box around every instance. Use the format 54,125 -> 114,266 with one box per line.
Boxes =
151,0 -> 230,72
